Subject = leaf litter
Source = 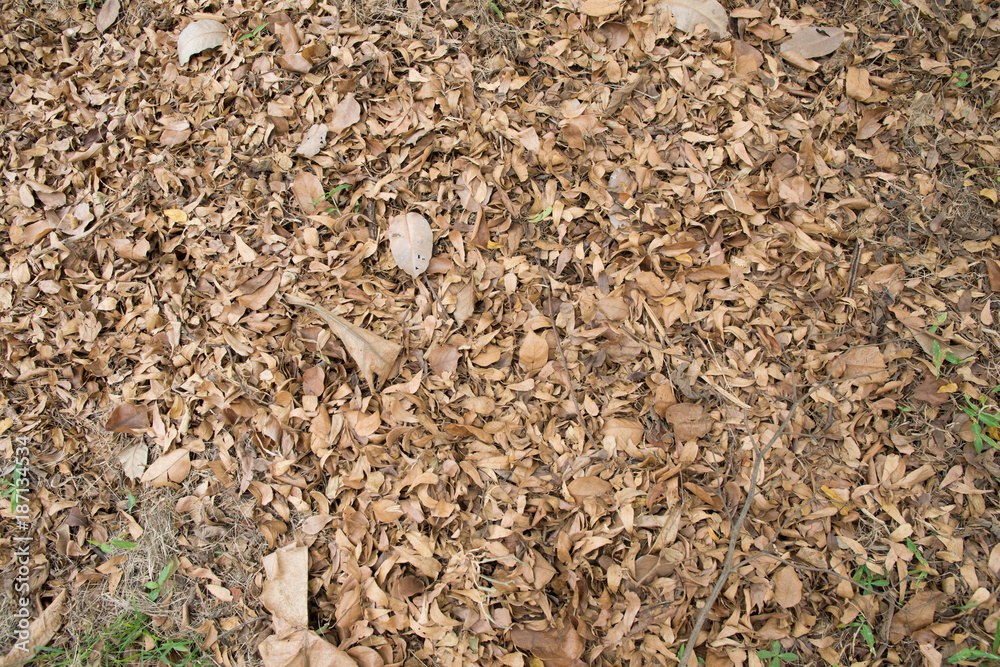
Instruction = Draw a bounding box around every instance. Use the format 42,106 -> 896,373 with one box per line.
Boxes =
1,0 -> 1000,665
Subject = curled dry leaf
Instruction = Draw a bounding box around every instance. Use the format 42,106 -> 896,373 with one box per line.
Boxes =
664,403 -> 713,441
259,629 -> 358,667
773,566 -> 803,608
780,26 -> 846,59
388,212 -> 433,278
581,0 -> 621,17
177,20 -> 227,66
1,590 -> 67,666
287,294 -> 401,392
656,0 -> 730,37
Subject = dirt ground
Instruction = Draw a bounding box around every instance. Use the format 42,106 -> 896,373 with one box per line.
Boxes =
1,0 -> 1000,665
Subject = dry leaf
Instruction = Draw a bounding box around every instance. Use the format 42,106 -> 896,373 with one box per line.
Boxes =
292,171 -> 325,215
96,0 -> 120,32
106,403 -> 150,434
177,20 -> 227,66
780,27 -> 845,59
519,331 -> 549,372
428,345 -> 459,376
986,259 -> 1000,293
581,0 -> 621,17
846,67 -> 873,101
664,403 -> 712,441
656,0 -> 730,36
568,476 -> 613,498
330,94 -> 361,133
773,566 -> 803,608
140,448 -> 190,485
259,629 -> 358,667
888,590 -> 945,643
118,443 -> 148,481
1,590 -> 67,667
288,295 -> 401,392
159,119 -> 191,147
237,270 -> 281,310
511,625 -> 585,667
296,124 -> 328,157
388,213 -> 433,278
261,545 -> 309,627
303,366 -> 325,396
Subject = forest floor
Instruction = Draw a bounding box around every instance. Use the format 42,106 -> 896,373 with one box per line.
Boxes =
1,0 -> 1000,666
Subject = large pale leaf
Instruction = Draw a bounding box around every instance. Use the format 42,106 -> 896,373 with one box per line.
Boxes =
96,0 -> 119,32
388,213 -> 433,278
260,545 -> 309,627
657,0 -> 730,36
177,20 -> 227,66
287,295 -> 401,392
780,26 -> 845,59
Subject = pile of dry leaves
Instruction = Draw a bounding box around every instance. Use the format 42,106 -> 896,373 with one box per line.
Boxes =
2,0 -> 1000,665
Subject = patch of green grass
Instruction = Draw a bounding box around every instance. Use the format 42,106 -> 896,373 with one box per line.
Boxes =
843,615 -> 876,652
237,23 -> 267,43
20,610 -> 209,667
87,537 -> 138,554
1,463 -> 23,505
948,623 -> 1000,665
145,556 -> 180,601
757,641 -> 799,667
311,184 -> 354,214
852,563 -> 889,591
959,388 -> 1000,454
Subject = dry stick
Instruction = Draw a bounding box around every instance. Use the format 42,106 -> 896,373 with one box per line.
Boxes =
677,381 -> 823,667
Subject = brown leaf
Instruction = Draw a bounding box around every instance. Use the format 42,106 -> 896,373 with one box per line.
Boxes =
773,566 -> 803,608
261,545 -> 310,627
519,331 -> 549,372
292,171 -> 325,215
831,347 -> 888,384
259,629 -> 358,667
779,26 -> 845,59
288,295 -> 401,392
330,94 -> 361,133
139,448 -> 190,485
388,212 -> 433,278
986,259 -> 1000,293
912,379 -> 951,406
888,590 -> 945,643
106,403 -> 150,434
295,124 -> 328,157
568,475 -> 613,498
846,67 -> 873,101
664,403 -> 712,441
237,270 -> 281,310
302,366 -> 325,396
656,0 -> 730,36
428,345 -> 459,376
581,0 -> 621,17
118,443 -> 148,481
1,591 -> 67,666
511,624 -> 585,667
96,0 -> 120,32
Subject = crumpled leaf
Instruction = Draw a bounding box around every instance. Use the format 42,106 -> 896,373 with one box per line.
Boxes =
96,0 -> 119,33
260,545 -> 309,627
388,212 -> 433,278
780,26 -> 845,59
656,0 -> 730,36
177,20 -> 227,66
139,448 -> 190,485
296,124 -> 328,157
287,295 -> 401,392
664,403 -> 713,441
